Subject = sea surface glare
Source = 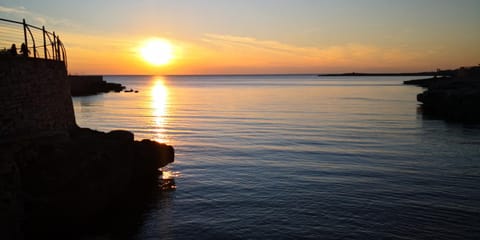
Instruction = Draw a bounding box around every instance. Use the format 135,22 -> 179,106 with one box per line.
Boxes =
72,75 -> 480,240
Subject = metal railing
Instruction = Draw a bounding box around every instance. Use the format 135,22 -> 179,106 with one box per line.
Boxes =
0,18 -> 67,68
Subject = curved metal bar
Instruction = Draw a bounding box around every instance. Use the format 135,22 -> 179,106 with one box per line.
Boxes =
25,25 -> 37,58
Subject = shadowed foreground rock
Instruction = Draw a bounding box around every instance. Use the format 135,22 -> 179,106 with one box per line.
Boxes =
404,66 -> 480,121
0,127 -> 174,239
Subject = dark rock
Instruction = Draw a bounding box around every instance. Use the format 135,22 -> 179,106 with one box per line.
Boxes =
124,89 -> 138,93
405,66 -> 480,122
69,75 -> 126,96
403,76 -> 451,88
133,139 -> 174,183
0,127 -> 174,238
107,129 -> 134,142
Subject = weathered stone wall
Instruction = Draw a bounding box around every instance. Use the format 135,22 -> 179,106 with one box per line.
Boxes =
0,56 -> 76,139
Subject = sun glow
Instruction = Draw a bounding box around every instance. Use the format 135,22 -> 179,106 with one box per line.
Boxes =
140,39 -> 174,66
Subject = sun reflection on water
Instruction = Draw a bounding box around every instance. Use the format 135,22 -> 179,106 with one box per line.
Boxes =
151,77 -> 169,143
158,169 -> 179,191
160,168 -> 179,191
151,78 -> 179,190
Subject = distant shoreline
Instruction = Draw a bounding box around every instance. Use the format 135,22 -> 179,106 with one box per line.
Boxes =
318,72 -> 436,77
78,72 -> 437,78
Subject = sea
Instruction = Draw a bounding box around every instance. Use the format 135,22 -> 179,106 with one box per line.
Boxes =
72,75 -> 480,240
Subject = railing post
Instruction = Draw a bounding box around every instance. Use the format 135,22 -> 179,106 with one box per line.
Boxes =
32,33 -> 36,58
22,19 -> 28,51
42,26 -> 47,59
58,39 -> 63,62
56,36 -> 61,61
53,32 -> 57,60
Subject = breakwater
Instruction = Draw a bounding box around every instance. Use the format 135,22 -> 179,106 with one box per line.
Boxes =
69,75 -> 125,96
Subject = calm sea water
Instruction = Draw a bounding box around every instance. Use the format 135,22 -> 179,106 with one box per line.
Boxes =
72,75 -> 480,240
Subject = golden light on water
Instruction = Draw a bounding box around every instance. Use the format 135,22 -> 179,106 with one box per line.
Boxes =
152,78 -> 179,190
151,78 -> 169,143
140,38 -> 174,66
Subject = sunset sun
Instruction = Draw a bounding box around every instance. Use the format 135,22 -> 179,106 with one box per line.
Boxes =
140,38 -> 173,66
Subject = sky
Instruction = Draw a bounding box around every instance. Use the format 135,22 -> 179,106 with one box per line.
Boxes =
1,0 -> 479,75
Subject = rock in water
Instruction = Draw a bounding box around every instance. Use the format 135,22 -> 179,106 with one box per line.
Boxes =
405,66 -> 480,122
0,127 -> 174,238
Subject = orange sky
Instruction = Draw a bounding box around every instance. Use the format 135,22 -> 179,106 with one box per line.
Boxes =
2,1 -> 480,75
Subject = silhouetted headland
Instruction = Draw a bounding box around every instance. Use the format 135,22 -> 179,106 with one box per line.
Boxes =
404,66 -> 480,121
69,75 -> 126,96
1,35 -> 174,238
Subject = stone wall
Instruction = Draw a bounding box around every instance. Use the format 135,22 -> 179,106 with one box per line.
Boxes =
0,56 -> 76,139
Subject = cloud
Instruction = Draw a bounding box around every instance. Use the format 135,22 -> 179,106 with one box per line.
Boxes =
0,6 -> 28,15
202,34 -> 304,56
199,33 -> 437,72
202,34 -> 316,58
34,17 -> 47,26
0,4 -> 79,31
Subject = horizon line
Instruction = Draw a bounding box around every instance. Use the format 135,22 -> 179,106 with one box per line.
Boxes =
68,71 -> 438,77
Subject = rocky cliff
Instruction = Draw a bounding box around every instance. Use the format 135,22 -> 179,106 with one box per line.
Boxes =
0,56 -> 174,239
404,66 -> 480,121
